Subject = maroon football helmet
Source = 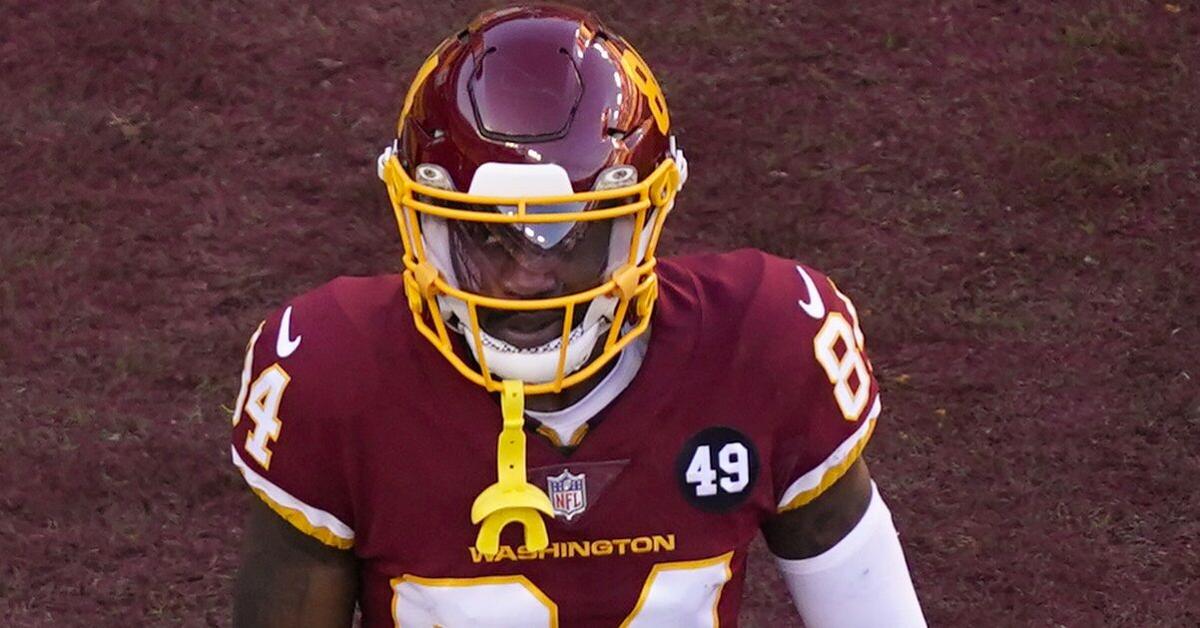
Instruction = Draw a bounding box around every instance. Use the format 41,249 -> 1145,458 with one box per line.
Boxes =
378,3 -> 687,394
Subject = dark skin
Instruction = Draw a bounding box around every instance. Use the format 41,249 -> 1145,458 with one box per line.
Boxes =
762,458 -> 874,559
233,220 -> 876,624
449,217 -> 617,412
234,498 -> 358,627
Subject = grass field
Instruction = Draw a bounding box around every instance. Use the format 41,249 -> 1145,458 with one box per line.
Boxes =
1,1 -> 1197,625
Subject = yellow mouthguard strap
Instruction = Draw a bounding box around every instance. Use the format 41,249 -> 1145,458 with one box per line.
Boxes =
470,380 -> 554,556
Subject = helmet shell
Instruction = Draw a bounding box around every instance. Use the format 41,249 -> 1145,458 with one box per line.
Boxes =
398,4 -> 671,193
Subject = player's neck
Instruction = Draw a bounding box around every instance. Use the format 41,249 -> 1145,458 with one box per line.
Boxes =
524,341 -> 618,413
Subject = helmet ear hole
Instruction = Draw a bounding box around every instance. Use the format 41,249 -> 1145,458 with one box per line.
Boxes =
595,165 -> 638,190
416,163 -> 456,191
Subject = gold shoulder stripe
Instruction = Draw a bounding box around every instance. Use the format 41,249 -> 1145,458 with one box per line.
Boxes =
230,446 -> 355,549
778,419 -> 876,513
249,486 -> 355,550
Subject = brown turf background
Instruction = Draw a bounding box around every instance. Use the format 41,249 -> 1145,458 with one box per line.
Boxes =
1,1 -> 1198,625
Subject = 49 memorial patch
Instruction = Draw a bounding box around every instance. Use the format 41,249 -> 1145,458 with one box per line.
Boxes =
676,426 -> 760,512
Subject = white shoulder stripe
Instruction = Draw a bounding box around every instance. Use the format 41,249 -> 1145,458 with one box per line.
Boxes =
777,396 -> 882,511
230,445 -> 355,542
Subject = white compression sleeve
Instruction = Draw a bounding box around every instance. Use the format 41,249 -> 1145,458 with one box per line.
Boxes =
774,482 -> 926,628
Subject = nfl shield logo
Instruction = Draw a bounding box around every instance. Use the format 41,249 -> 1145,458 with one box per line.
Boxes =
546,469 -> 587,521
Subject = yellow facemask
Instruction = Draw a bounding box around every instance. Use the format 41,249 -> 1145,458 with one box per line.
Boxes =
378,148 -> 681,395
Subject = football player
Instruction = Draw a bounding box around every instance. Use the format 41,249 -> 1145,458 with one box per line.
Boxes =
231,4 -> 926,627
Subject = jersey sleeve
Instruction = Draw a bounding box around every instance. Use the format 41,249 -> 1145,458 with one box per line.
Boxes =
229,294 -> 359,549
760,257 -> 882,513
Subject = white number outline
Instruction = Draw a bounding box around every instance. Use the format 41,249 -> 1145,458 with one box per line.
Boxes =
238,363 -> 291,469
391,574 -> 558,627
814,312 -> 871,422
620,551 -> 734,628
390,552 -> 734,628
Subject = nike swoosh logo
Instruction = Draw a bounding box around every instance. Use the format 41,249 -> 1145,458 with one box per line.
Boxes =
276,306 -> 302,358
794,265 -> 826,320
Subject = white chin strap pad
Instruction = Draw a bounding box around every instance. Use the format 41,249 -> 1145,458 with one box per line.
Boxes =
438,294 -> 617,384
774,482 -> 927,628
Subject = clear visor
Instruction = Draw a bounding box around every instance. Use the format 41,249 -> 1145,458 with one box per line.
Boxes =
421,210 -> 635,297
498,202 -> 586,250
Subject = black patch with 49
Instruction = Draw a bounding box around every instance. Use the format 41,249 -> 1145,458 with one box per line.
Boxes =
676,426 -> 760,513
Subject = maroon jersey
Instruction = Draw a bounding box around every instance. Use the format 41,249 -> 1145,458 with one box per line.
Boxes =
230,249 -> 881,627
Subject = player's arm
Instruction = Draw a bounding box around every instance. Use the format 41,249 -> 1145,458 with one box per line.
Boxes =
234,497 -> 358,628
229,303 -> 362,627
762,458 -> 925,627
761,456 -> 872,559
759,258 -> 925,626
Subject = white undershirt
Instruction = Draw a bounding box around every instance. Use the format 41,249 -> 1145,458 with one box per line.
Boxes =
774,483 -> 927,626
524,332 -> 649,444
